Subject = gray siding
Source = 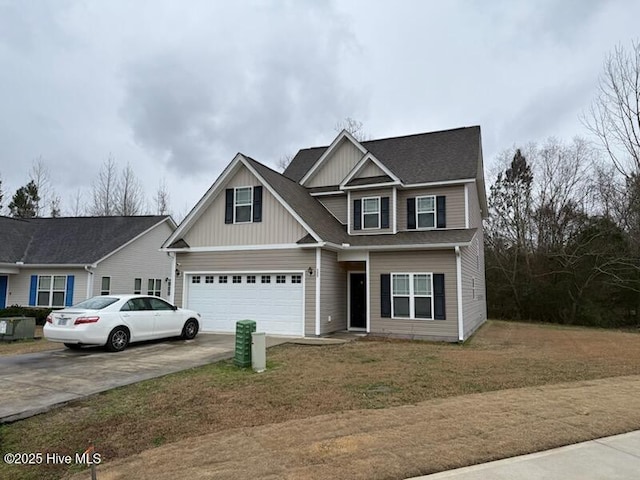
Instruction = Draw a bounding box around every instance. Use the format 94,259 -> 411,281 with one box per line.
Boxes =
356,161 -> 386,178
397,185 -> 465,230
318,195 -> 348,224
185,166 -> 308,247
467,183 -> 482,228
370,250 -> 459,340
350,188 -> 395,235
174,249 -> 316,336
93,220 -> 174,299
307,139 -> 364,187
461,231 -> 487,339
6,268 -> 88,306
319,249 -> 347,334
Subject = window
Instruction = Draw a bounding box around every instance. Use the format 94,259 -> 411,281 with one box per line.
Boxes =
37,275 -> 67,307
261,275 -> 271,284
234,187 -> 253,223
247,275 -> 256,284
416,196 -> 435,229
362,197 -> 380,229
134,278 -> 142,295
276,275 -> 286,284
219,275 -> 228,284
148,297 -> 174,311
192,276 -> 201,284
148,278 -> 161,296
205,275 -> 215,284
391,273 -> 433,319
100,277 -> 111,295
232,275 -> 242,284
291,274 -> 302,284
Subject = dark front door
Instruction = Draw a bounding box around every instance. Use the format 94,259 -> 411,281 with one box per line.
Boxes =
0,276 -> 7,309
349,273 -> 366,329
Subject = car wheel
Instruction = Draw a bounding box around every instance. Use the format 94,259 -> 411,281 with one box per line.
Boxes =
181,319 -> 199,340
64,343 -> 83,350
106,327 -> 130,352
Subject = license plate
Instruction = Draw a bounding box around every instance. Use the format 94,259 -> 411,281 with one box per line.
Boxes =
58,319 -> 68,326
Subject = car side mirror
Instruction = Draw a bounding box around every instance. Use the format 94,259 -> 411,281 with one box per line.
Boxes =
172,305 -> 178,311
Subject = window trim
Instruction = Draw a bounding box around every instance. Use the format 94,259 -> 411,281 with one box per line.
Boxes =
233,186 -> 253,224
415,195 -> 436,230
361,196 -> 381,230
36,275 -> 67,308
391,272 -> 434,320
147,278 -> 162,297
100,276 -> 111,296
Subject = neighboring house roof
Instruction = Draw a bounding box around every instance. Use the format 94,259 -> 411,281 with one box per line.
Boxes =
0,215 -> 174,265
284,126 -> 481,184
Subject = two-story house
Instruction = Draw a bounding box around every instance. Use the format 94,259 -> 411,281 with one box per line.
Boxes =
162,126 -> 487,341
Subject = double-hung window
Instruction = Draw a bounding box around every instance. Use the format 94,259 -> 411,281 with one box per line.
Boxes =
234,187 -> 253,223
416,196 -> 435,229
148,278 -> 161,296
101,277 -> 111,295
37,275 -> 67,307
391,273 -> 433,319
362,197 -> 380,229
134,278 -> 142,294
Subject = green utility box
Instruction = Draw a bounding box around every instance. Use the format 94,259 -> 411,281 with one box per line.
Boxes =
0,317 -> 36,341
234,320 -> 257,367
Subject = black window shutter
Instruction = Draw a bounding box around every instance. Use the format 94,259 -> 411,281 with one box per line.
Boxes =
434,273 -> 446,320
381,197 -> 390,229
381,274 -> 391,318
436,195 -> 446,228
353,199 -> 362,230
407,198 -> 416,229
224,189 -> 234,224
253,186 -> 263,222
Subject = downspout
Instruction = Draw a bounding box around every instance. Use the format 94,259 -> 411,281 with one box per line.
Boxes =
455,247 -> 464,342
168,252 -> 176,304
315,247 -> 321,336
84,265 -> 94,300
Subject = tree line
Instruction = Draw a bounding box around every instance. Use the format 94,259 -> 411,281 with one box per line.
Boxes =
486,40 -> 640,327
0,156 -> 171,218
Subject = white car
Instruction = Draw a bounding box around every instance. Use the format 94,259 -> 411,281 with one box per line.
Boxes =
44,294 -> 201,352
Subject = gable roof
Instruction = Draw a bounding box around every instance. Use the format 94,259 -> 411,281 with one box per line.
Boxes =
0,215 -> 173,265
284,126 -> 481,185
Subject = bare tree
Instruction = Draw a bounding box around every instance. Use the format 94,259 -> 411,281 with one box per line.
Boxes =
154,178 -> 171,215
334,117 -> 370,142
91,156 -> 119,216
115,163 -> 144,216
583,40 -> 640,177
50,195 -> 62,217
29,157 -> 51,217
0,174 -> 4,213
276,153 -> 294,172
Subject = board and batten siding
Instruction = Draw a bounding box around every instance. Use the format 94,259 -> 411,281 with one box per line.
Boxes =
370,250 -> 459,340
356,160 -> 386,179
93,220 -> 174,299
320,249 -> 347,334
350,187 -> 395,235
184,165 -> 308,247
307,139 -> 364,187
461,231 -> 487,338
318,195 -> 347,224
397,185 -> 465,230
174,249 -> 317,336
8,268 -> 87,306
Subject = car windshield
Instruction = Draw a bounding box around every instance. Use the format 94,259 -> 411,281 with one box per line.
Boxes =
71,297 -> 119,310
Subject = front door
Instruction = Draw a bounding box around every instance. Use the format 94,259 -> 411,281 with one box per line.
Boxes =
349,273 -> 366,329
0,276 -> 7,309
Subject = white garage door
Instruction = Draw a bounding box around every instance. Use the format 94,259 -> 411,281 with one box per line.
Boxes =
186,273 -> 304,336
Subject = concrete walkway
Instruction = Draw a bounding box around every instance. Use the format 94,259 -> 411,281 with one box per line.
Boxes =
0,333 -> 295,423
409,430 -> 640,480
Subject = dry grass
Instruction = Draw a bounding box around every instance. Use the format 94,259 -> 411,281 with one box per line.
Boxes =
0,326 -> 61,356
2,320 -> 640,480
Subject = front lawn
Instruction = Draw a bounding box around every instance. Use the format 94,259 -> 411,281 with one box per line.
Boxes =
2,320 -> 640,480
0,326 -> 61,356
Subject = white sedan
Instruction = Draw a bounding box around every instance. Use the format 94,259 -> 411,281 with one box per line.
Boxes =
44,294 -> 201,352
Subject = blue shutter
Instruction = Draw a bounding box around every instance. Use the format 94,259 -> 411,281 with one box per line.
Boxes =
65,275 -> 75,306
252,186 -> 262,222
29,275 -> 38,306
436,195 -> 446,228
434,274 -> 445,320
353,199 -> 362,231
224,189 -> 233,224
407,198 -> 416,229
380,274 -> 391,318
381,197 -> 390,229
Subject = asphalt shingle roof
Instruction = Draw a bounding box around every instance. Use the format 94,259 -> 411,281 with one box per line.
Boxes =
0,216 -> 170,265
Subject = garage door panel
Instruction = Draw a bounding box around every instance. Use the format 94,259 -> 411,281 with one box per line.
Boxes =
187,273 -> 303,336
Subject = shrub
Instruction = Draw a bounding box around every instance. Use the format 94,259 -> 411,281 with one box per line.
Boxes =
0,305 -> 53,326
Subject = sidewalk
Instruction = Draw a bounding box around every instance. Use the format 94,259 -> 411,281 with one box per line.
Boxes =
409,430 -> 640,480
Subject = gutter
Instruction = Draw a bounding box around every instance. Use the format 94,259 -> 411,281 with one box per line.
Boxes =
455,246 -> 464,342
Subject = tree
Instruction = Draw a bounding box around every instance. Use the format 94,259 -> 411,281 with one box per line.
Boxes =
334,117 -> 370,142
114,163 -> 144,216
9,180 -> 39,218
0,175 -> 4,212
69,188 -> 85,216
583,40 -> 640,177
50,195 -> 61,218
28,157 -> 51,217
154,178 -> 171,215
276,153 -> 294,172
91,156 -> 119,216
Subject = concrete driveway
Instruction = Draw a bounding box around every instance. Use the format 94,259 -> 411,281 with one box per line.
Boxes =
0,334 -> 289,423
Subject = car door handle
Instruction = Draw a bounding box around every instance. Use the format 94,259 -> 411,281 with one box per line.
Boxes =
122,314 -> 130,318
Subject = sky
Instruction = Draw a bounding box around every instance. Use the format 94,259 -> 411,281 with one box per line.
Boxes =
0,0 -> 639,219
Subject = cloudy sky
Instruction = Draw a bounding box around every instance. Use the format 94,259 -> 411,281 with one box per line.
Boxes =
0,0 -> 638,218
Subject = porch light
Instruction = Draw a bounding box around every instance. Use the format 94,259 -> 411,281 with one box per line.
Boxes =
307,267 -> 314,276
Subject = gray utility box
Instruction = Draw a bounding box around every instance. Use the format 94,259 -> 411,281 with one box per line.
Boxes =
0,317 -> 36,341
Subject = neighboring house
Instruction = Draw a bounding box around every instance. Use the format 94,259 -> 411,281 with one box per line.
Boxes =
162,126 -> 487,341
0,216 -> 176,309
